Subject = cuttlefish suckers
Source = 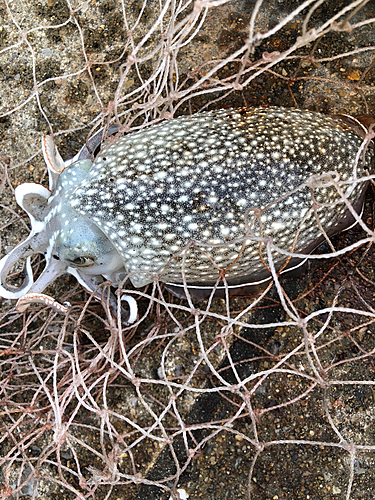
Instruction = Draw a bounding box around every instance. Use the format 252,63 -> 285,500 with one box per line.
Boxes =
0,107 -> 374,310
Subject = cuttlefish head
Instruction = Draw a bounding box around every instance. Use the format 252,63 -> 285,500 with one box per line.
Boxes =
0,133 -> 137,323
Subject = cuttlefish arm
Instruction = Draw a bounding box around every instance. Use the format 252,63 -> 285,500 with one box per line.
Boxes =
17,266 -> 138,323
43,126 -> 120,192
0,138 -> 67,305
14,246 -> 70,313
16,292 -> 71,313
71,269 -> 138,324
0,182 -> 51,299
0,243 -> 34,299
3,134 -> 137,323
42,135 -> 66,192
15,265 -> 104,314
0,165 -> 69,302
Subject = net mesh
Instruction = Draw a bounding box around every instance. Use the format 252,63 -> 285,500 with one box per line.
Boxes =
0,0 -> 375,499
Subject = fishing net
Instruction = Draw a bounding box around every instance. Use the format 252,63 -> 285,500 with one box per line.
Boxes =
0,0 -> 375,499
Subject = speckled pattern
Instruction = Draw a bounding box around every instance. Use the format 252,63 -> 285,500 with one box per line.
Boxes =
71,107 -> 373,288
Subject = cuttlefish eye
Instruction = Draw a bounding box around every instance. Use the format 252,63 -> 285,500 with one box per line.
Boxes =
55,231 -> 119,271
66,256 -> 96,267
52,253 -> 95,266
